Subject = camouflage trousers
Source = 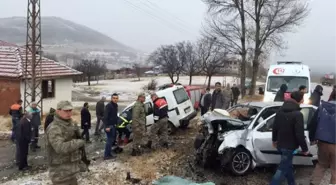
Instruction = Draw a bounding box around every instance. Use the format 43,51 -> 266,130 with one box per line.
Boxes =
132,122 -> 146,150
49,163 -> 79,185
148,117 -> 168,147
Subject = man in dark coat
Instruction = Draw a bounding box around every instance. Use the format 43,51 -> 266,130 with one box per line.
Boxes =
81,102 -> 91,143
274,84 -> 288,102
95,97 -> 106,135
270,91 -> 309,185
103,93 -> 119,160
44,108 -> 55,131
231,84 -> 240,106
28,102 -> 41,152
211,82 -> 230,110
200,88 -> 212,115
9,99 -> 23,142
16,112 -> 33,171
310,85 -> 323,107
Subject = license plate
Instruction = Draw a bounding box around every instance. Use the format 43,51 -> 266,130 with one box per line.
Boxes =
185,107 -> 191,113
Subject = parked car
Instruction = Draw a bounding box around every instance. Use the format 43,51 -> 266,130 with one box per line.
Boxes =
195,102 -> 318,176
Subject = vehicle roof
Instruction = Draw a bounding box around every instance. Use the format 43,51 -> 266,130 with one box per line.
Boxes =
268,63 -> 310,77
238,101 -> 316,108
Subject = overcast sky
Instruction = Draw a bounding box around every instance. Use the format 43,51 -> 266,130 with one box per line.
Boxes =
0,0 -> 335,72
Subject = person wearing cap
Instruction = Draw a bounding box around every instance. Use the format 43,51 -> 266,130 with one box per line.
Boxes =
131,92 -> 147,156
103,93 -> 119,160
27,101 -> 41,152
45,101 -> 85,185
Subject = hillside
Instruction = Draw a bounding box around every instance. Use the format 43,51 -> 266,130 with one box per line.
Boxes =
0,16 -> 134,51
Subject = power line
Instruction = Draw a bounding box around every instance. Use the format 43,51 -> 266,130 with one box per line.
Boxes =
141,0 -> 196,30
122,0 -> 197,37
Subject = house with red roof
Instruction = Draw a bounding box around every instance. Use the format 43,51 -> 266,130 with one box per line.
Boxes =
0,40 -> 82,115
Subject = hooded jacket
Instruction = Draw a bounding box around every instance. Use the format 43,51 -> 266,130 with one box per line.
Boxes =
272,99 -> 308,152
310,85 -> 323,107
274,84 -> 288,102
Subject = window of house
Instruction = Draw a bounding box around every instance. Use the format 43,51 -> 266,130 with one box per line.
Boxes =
42,79 -> 55,98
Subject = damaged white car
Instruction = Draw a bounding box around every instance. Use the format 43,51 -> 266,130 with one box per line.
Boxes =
194,102 -> 318,176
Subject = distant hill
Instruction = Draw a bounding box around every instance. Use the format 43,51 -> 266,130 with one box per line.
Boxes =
0,16 -> 134,52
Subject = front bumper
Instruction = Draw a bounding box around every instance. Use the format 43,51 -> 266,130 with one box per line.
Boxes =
179,110 -> 197,127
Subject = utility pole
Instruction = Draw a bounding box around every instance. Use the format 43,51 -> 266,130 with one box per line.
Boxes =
24,0 -> 43,113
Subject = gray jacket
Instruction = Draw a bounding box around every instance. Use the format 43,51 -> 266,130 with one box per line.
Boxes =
211,89 -> 230,110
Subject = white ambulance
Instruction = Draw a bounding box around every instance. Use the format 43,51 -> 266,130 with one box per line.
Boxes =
264,61 -> 311,103
122,85 -> 197,134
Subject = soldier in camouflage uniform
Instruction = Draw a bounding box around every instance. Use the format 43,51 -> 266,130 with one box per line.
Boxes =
131,93 -> 147,156
46,101 -> 85,185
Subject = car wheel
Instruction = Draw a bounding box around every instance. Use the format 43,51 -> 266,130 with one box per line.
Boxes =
167,121 -> 177,135
229,148 -> 252,176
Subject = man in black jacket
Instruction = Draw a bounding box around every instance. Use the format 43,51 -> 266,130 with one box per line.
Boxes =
16,112 -> 33,171
44,108 -> 55,131
270,91 -> 309,185
81,102 -> 91,143
95,97 -> 106,135
274,84 -> 288,102
9,99 -> 23,142
200,88 -> 212,115
310,85 -> 323,107
103,94 -> 119,160
231,84 -> 240,106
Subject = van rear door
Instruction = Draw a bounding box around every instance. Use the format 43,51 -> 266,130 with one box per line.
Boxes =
173,88 -> 194,117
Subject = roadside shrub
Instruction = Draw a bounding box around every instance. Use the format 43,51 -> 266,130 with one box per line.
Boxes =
142,79 -> 157,91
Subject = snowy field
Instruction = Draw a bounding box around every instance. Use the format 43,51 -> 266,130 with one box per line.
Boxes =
74,76 -> 262,102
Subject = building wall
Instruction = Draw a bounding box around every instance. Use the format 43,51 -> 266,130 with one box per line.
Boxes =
20,78 -> 73,114
0,78 -> 21,115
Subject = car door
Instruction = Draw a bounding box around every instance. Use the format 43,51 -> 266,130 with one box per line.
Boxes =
144,102 -> 154,128
251,115 -> 279,164
252,107 -> 315,165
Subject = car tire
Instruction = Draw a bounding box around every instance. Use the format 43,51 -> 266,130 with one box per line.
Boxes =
229,148 -> 252,176
167,121 -> 177,135
194,134 -> 205,150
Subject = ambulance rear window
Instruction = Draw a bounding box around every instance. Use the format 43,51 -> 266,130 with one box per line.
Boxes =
173,88 -> 189,104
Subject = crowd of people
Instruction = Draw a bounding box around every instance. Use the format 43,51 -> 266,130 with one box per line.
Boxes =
270,84 -> 336,185
7,83 -> 336,185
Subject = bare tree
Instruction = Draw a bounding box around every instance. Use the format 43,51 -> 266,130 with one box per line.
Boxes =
197,37 -> 228,88
73,59 -> 107,86
148,45 -> 184,84
133,63 -> 142,81
247,0 -> 309,95
203,0 -> 249,97
176,41 -> 201,85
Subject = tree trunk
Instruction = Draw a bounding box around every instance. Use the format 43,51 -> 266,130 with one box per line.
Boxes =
168,73 -> 175,84
96,76 -> 99,84
207,75 -> 212,88
189,74 -> 193,85
138,75 -> 140,81
87,76 -> 91,86
174,74 -> 180,84
239,0 -> 247,97
250,1 -> 261,96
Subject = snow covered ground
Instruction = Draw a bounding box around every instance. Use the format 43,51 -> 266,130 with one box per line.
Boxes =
74,76 -> 261,102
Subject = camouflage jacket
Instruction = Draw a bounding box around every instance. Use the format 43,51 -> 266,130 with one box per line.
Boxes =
45,115 -> 84,176
132,101 -> 146,125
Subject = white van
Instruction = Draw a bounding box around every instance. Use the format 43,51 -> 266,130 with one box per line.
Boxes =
264,61 -> 311,103
122,85 -> 197,134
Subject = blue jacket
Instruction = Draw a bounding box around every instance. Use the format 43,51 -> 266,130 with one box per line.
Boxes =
308,100 -> 336,144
